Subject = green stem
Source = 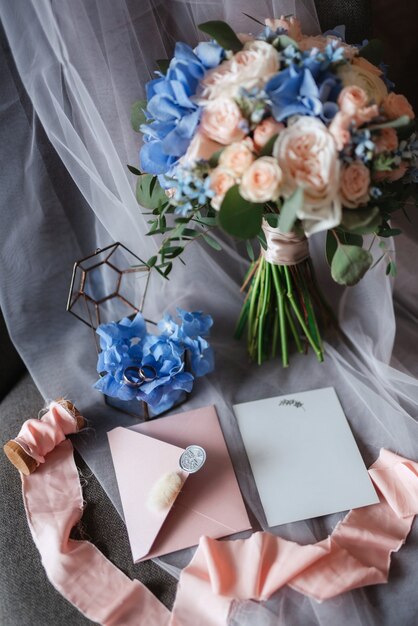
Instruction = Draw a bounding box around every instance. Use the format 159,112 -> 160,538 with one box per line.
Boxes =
248,257 -> 263,348
284,302 -> 304,354
283,266 -> 323,362
271,264 -> 288,367
258,261 -> 271,365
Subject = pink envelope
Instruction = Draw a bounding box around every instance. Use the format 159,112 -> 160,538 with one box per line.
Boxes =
107,405 -> 252,563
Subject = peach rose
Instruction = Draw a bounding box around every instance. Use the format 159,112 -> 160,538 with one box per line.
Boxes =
338,86 -> 369,116
218,141 -> 255,176
374,127 -> 399,153
382,93 -> 415,120
200,98 -> 246,145
253,117 -> 285,151
198,41 -> 279,101
182,131 -> 223,165
340,162 -> 371,208
338,63 -> 388,104
265,16 -> 302,41
209,166 -> 236,210
273,116 -> 341,234
329,112 -> 352,151
352,56 -> 382,76
239,157 -> 283,203
373,161 -> 408,183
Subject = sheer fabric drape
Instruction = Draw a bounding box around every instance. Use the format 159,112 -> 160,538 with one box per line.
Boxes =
1,2 -> 418,625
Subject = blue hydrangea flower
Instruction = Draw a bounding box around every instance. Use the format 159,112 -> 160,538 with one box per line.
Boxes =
140,41 -> 224,176
94,309 -> 214,411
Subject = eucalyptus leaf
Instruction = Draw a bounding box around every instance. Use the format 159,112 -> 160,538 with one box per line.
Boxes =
203,234 -> 222,250
218,185 -> 264,239
246,239 -> 255,261
331,244 -> 373,286
358,39 -> 384,65
264,213 -> 280,228
131,99 -> 147,132
341,206 -> 381,234
136,174 -> 167,209
370,115 -> 410,131
278,187 -> 304,233
198,20 -> 243,52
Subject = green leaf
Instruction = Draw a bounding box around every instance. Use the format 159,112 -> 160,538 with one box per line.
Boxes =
370,115 -> 411,131
386,261 -> 397,277
325,231 -> 337,266
127,164 -> 142,176
278,187 -> 304,233
331,245 -> 373,286
218,185 -> 264,239
358,39 -> 384,65
156,59 -> 170,74
259,134 -> 278,157
136,174 -> 167,209
147,256 -> 157,267
276,34 -> 299,50
198,21 -> 243,52
131,99 -> 147,132
378,226 -> 402,238
341,206 -> 381,234
246,239 -> 255,261
203,234 -> 222,251
264,213 -> 280,228
161,246 -> 184,259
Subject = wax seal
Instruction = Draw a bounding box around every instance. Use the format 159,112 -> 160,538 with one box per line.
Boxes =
179,445 -> 206,473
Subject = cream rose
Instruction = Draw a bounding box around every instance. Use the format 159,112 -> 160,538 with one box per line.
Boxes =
198,40 -> 279,101
340,162 -> 371,208
253,117 -> 285,151
240,157 -> 283,203
273,117 -> 341,234
218,141 -> 255,175
182,131 -> 223,165
200,98 -> 246,145
382,93 -> 415,120
209,166 -> 236,210
374,127 -> 399,153
337,63 -> 388,104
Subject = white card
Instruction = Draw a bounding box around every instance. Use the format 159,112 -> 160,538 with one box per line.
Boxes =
234,387 -> 379,528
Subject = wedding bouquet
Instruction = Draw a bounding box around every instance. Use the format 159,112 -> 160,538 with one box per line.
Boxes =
94,309 -> 214,415
131,16 -> 417,367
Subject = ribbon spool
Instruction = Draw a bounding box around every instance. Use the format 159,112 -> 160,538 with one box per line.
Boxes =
261,220 -> 310,266
3,399 -> 84,475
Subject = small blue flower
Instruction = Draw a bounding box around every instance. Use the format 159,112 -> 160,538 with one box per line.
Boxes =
187,336 -> 215,378
176,308 -> 213,338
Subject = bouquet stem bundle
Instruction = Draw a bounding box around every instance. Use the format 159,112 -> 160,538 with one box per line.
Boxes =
235,254 -> 333,367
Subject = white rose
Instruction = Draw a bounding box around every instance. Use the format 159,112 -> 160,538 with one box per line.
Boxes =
198,40 -> 279,101
200,98 -> 246,145
273,117 -> 341,234
240,157 -> 283,203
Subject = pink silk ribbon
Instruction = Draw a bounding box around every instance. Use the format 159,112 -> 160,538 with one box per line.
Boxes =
21,443 -> 418,626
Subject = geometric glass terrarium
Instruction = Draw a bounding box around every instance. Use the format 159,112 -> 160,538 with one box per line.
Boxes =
67,242 -> 188,420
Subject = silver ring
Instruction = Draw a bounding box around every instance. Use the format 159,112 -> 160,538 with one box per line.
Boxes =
122,366 -> 142,387
138,365 -> 157,383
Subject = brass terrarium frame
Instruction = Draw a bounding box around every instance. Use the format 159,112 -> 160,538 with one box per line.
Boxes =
66,242 -> 188,420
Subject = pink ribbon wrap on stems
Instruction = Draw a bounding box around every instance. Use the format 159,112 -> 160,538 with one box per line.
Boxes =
261,220 -> 310,266
20,440 -> 418,626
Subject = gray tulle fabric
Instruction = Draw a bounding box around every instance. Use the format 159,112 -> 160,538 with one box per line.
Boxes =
1,1 -> 418,624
